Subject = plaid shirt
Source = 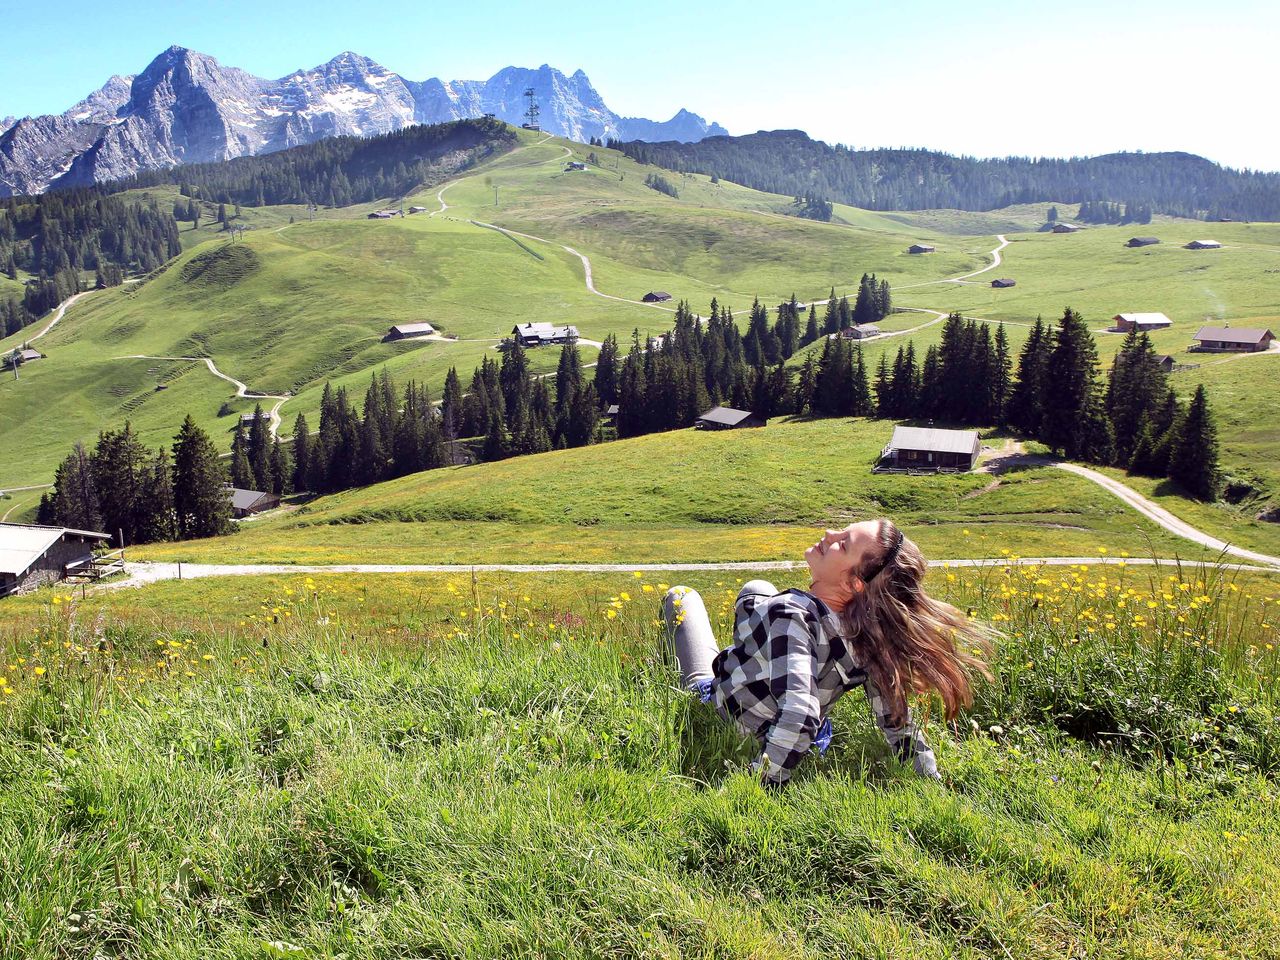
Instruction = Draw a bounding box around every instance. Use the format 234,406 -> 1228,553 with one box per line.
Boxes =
711,588 -> 939,785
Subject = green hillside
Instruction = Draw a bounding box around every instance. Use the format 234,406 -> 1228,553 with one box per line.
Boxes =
4,129 -> 1280,562
135,417 -> 1216,565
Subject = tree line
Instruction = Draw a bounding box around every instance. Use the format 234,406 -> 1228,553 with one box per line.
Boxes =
1075,200 -> 1153,225
106,119 -> 515,209
617,130 -> 1280,221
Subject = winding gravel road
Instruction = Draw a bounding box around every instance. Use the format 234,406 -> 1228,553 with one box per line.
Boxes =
113,355 -> 290,438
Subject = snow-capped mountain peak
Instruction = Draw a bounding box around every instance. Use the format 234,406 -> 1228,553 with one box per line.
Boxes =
0,48 -> 729,196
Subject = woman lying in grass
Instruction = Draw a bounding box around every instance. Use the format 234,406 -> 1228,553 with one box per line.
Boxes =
664,519 -> 991,787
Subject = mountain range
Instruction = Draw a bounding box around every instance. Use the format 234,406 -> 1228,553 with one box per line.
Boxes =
0,47 -> 727,197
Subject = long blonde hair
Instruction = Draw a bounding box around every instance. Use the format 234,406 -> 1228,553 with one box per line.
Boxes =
841,520 -> 992,724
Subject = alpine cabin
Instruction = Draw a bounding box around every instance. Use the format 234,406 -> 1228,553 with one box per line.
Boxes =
695,406 -> 766,430
879,426 -> 981,472
0,523 -> 111,596
1112,313 -> 1173,332
1191,326 -> 1275,353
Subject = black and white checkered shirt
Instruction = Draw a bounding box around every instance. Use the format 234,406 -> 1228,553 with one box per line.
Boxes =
711,588 -> 939,785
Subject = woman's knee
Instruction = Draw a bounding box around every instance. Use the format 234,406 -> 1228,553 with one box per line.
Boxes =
738,580 -> 778,601
664,585 -> 701,617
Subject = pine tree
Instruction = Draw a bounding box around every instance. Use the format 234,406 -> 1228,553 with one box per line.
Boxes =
92,422 -> 148,546
50,443 -> 102,533
850,347 -> 873,416
482,409 -> 509,462
247,404 -> 271,490
793,353 -> 818,415
1041,308 -> 1104,460
230,429 -> 253,488
1009,316 -> 1050,436
1169,385 -> 1220,500
593,334 -> 619,406
993,324 -> 1011,425
172,415 -> 232,539
136,448 -> 175,543
801,305 -> 819,347
291,413 -> 311,493
269,438 -> 290,495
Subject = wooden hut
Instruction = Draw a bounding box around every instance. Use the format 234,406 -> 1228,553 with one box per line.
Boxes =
695,406 -> 766,430
1191,326 -> 1275,353
1112,313 -> 1173,332
879,426 -> 981,472
0,523 -> 111,596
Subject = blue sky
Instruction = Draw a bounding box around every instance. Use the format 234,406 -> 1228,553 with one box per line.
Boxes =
1,0 -> 1275,169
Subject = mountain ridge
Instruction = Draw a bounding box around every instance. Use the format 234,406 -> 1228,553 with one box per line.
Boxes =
0,46 -> 727,197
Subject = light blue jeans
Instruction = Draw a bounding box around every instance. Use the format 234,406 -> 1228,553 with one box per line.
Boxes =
662,580 -> 777,690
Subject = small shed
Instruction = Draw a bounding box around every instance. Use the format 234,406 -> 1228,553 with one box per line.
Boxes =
991,278 -> 1016,288
881,426 -> 981,472
695,406 -> 766,430
408,206 -> 428,214
840,325 -> 880,340
387,322 -> 436,340
1127,237 -> 1160,247
565,161 -> 587,171
1052,223 -> 1083,233
0,523 -> 111,596
1185,239 -> 1222,250
643,291 -> 673,303
228,488 -> 280,519
1112,312 -> 1173,332
908,243 -> 935,254
603,403 -> 619,425
1157,355 -> 1176,372
1191,326 -> 1275,353
2,348 -> 41,370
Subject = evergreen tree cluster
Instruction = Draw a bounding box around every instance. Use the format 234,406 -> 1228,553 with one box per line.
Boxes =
229,406 -> 292,496
617,130 -> 1280,220
643,173 -> 679,199
38,417 -> 232,544
0,191 -> 180,335
791,193 -> 833,221
1075,200 -> 1153,224
1010,313 -> 1220,499
108,119 -> 515,208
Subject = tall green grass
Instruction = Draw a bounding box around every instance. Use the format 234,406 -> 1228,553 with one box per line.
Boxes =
2,564 -> 1279,956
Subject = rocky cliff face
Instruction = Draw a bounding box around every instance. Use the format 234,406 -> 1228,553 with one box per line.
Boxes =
0,47 -> 728,196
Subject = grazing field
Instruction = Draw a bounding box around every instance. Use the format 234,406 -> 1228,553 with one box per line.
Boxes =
132,418 -> 1213,566
3,559 -> 1279,957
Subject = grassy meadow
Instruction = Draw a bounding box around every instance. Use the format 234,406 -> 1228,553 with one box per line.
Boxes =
3,557 -> 1280,957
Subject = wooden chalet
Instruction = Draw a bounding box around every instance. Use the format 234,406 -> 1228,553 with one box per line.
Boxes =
565,161 -> 587,171
1052,223 -> 1083,233
511,322 -> 579,347
695,406 -> 766,430
1127,236 -> 1160,247
408,206 -> 428,214
1191,326 -> 1275,353
1185,239 -> 1222,250
0,523 -> 111,596
386,322 -> 436,340
228,488 -> 280,519
840,325 -> 880,340
991,278 -> 1016,288
879,426 -> 981,472
1157,355 -> 1176,372
1112,312 -> 1173,332
642,291 -> 673,303
908,243 -> 935,254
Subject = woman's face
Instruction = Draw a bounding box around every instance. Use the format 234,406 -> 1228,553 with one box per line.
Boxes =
804,520 -> 883,585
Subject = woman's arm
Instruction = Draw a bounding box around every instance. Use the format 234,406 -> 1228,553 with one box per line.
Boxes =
863,676 -> 940,779
756,602 -> 822,786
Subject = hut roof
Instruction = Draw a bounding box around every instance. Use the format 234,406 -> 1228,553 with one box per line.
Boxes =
1193,326 -> 1274,345
697,406 -> 756,427
889,425 -> 980,456
390,322 -> 436,336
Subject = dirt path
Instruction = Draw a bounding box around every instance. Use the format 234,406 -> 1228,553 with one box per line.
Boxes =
983,449 -> 1280,569
20,278 -> 142,345
1,486 -> 49,521
113,355 -> 290,438
894,235 -> 1010,290
105,554 -> 1280,590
